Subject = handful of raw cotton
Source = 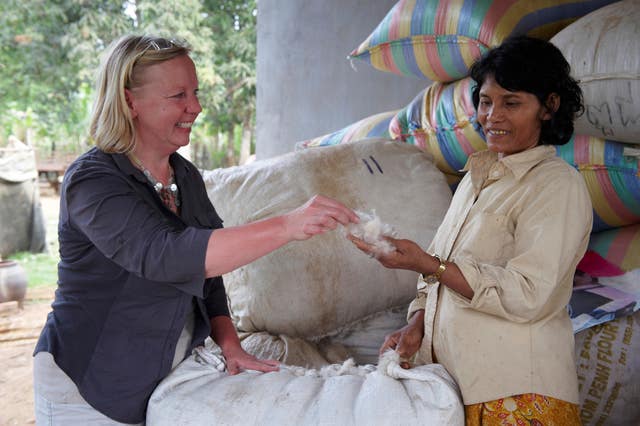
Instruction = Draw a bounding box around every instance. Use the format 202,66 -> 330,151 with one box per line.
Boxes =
345,210 -> 397,255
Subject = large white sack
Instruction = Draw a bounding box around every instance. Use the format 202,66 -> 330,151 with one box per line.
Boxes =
575,311 -> 640,425
551,0 -> 640,144
203,139 -> 451,338
147,348 -> 464,426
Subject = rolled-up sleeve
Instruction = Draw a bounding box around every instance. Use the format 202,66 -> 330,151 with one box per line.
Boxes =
406,293 -> 427,322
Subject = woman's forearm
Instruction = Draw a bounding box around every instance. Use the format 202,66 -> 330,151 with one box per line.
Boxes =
204,216 -> 290,278
210,315 -> 242,352
203,195 -> 359,278
419,254 -> 475,300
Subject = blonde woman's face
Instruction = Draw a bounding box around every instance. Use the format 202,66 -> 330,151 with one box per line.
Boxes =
126,55 -> 202,155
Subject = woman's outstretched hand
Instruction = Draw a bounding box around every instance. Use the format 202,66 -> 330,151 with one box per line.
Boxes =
348,234 -> 429,272
284,195 -> 359,241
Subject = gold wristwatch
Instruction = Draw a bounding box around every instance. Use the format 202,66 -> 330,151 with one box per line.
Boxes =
419,254 -> 447,287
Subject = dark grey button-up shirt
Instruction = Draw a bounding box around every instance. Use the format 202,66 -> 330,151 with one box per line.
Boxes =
35,147 -> 228,423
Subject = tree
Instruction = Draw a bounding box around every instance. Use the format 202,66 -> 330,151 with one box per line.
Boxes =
0,0 -> 258,168
201,0 -> 257,166
0,0 -> 133,151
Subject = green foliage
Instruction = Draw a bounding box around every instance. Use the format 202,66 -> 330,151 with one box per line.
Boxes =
0,0 -> 257,168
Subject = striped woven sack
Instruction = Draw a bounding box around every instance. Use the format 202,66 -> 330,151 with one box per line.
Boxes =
295,110 -> 397,150
556,136 -> 640,232
577,224 -> 640,276
551,0 -> 640,144
389,77 -> 484,182
349,0 -> 618,82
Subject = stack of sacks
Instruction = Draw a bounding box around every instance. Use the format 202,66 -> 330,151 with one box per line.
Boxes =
299,0 -> 639,277
203,140 -> 452,366
291,2 -> 638,423
297,0 -> 618,153
552,5 -> 640,424
550,0 -> 640,278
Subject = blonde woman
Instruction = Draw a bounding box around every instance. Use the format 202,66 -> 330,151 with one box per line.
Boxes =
33,34 -> 357,425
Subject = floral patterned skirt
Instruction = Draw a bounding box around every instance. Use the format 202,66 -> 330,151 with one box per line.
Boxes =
465,393 -> 581,426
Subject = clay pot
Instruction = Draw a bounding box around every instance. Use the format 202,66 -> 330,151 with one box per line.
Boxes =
0,260 -> 28,309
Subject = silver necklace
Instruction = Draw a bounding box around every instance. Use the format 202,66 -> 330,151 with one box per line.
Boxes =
128,153 -> 180,207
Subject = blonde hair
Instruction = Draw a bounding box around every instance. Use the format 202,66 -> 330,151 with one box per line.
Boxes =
89,35 -> 191,153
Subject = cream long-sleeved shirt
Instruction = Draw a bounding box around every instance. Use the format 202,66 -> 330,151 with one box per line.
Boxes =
408,145 -> 592,405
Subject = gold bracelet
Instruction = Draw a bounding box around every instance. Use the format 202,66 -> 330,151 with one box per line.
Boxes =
420,254 -> 447,286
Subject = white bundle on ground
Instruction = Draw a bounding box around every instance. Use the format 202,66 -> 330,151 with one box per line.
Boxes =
146,346 -> 464,426
203,139 -> 451,339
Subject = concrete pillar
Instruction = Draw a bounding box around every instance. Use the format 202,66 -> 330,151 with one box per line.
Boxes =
256,0 -> 429,159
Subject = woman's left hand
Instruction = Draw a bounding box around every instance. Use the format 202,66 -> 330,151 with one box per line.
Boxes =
221,345 -> 280,375
347,235 -> 429,272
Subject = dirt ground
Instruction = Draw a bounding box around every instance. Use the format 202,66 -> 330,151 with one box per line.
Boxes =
0,287 -> 55,426
0,191 -> 58,426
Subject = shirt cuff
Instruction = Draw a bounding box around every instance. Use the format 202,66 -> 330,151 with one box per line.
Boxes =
454,256 -> 487,307
407,296 -> 427,322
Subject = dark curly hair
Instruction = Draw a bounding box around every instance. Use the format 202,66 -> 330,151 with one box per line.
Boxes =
470,35 -> 584,146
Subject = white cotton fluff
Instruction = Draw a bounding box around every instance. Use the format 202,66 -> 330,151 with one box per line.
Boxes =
280,358 -> 375,378
346,210 -> 397,255
194,346 -> 403,379
278,350 -> 407,378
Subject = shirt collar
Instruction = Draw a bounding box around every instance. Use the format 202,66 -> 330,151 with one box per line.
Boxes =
113,151 -> 139,175
112,151 -> 192,183
462,145 -> 556,191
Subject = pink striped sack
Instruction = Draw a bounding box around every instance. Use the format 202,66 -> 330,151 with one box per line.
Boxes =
349,0 -> 618,82
577,224 -> 640,277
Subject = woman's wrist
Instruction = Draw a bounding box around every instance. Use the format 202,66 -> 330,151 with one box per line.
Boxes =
419,253 -> 446,285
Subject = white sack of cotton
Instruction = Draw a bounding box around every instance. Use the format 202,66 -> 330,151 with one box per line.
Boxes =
203,139 -> 451,339
146,347 -> 464,426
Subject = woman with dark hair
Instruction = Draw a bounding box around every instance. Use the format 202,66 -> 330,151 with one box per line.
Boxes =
470,35 -> 584,147
350,35 -> 592,424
